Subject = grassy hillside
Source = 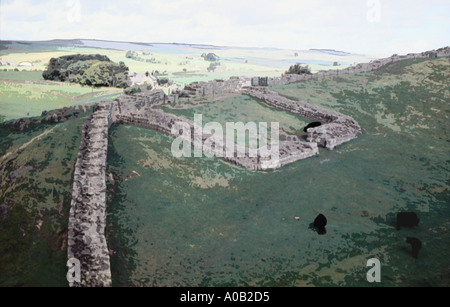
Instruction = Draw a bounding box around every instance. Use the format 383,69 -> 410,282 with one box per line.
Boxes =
0,56 -> 448,286
0,109 -> 93,286
107,56 -> 450,286
270,57 -> 450,135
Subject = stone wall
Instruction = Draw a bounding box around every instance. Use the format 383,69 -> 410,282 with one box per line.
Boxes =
180,77 -> 242,98
67,47 -> 447,286
115,107 -> 318,171
313,47 -> 449,79
166,47 -> 450,101
243,88 -> 362,150
263,47 -> 450,86
67,101 -> 116,287
67,94 -> 319,286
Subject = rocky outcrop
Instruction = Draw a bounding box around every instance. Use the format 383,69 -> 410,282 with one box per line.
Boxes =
11,118 -> 33,131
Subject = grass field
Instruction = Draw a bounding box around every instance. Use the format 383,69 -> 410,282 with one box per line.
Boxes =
160,94 -> 311,146
0,70 -> 122,122
1,41 -> 448,286
0,70 -> 44,81
0,40 -> 377,122
106,57 -> 450,286
0,41 -> 376,86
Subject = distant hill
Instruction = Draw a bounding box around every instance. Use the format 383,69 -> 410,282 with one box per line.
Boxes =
309,49 -> 351,56
1,38 -> 358,55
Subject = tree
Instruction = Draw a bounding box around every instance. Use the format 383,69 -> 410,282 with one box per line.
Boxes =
204,53 -> 219,61
43,54 -> 130,88
81,62 -> 111,87
285,64 -> 312,75
67,61 -> 89,83
43,54 -> 111,82
157,78 -> 169,86
81,61 -> 130,88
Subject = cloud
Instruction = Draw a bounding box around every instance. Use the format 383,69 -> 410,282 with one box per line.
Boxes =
1,0 -> 449,55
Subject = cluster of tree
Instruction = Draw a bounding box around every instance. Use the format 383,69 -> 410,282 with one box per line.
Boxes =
201,53 -> 220,61
125,50 -> 159,64
143,70 -> 167,77
43,54 -> 131,88
157,78 -> 171,86
124,82 -> 153,95
285,64 -> 312,75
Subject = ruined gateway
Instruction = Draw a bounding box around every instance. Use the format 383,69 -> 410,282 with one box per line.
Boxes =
67,47 -> 449,287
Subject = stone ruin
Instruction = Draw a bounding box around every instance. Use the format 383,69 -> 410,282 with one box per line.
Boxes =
67,47 -> 449,286
243,88 -> 362,150
67,85 -> 356,287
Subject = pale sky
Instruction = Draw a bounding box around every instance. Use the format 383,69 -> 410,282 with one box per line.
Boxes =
0,0 -> 449,56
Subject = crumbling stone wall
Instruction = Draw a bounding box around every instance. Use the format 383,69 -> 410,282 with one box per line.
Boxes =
313,47 -> 450,78
115,107 -> 318,171
69,94 -> 317,287
262,47 -> 450,86
68,101 -> 116,287
68,47 -> 447,286
243,88 -> 362,150
180,77 -> 242,98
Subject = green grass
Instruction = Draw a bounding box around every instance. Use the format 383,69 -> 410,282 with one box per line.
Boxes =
0,111 -> 93,286
270,57 -> 450,135
0,70 -> 44,81
160,94 -> 311,147
0,81 -> 121,122
107,57 -> 450,287
0,42 -> 375,84
1,54 -> 449,286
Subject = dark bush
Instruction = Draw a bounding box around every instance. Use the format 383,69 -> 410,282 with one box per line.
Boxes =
157,78 -> 169,86
285,64 -> 312,75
